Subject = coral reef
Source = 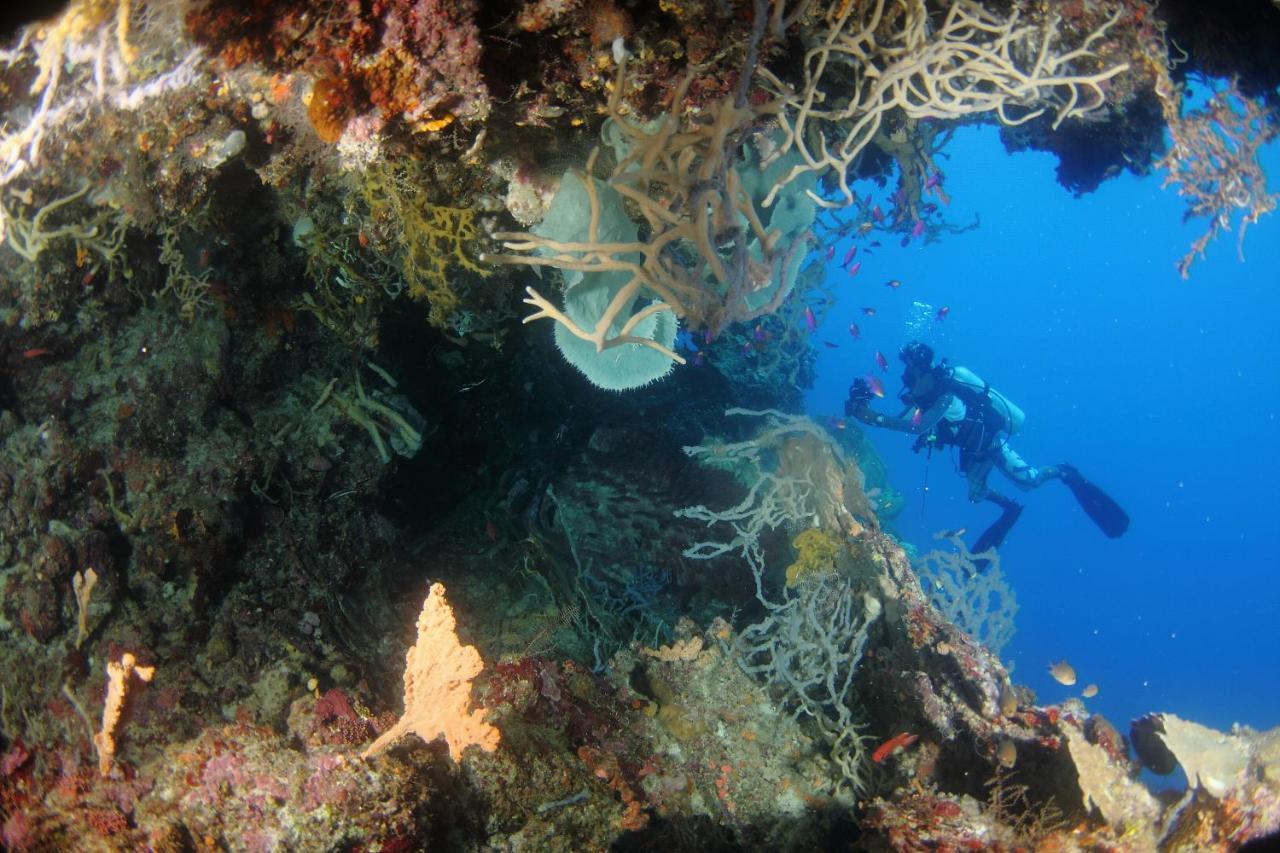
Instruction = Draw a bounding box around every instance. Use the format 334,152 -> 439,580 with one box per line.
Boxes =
0,0 -> 1276,849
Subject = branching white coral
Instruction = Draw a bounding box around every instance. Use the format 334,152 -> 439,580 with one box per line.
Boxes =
759,0 -> 1131,208
0,0 -> 206,241
735,573 -> 880,800
675,408 -> 864,584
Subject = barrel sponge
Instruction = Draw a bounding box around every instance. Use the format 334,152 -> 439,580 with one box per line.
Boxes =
533,171 -> 678,391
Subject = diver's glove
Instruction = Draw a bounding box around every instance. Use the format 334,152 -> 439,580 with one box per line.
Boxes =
844,378 -> 873,415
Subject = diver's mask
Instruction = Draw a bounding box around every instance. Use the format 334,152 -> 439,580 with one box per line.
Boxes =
898,341 -> 934,370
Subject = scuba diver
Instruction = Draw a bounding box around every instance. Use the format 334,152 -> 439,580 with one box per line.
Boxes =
844,341 -> 1128,561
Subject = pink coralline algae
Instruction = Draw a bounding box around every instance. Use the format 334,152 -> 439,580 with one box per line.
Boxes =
186,0 -> 491,135
372,0 -> 490,124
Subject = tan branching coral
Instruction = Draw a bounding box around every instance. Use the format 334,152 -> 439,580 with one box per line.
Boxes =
1,182 -> 126,265
94,651 -> 154,776
758,0 -> 1132,207
485,50 -> 811,360
72,568 -> 98,650
362,582 -> 500,762
1154,75 -> 1278,278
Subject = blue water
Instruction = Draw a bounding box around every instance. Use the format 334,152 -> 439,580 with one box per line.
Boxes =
805,124 -> 1280,737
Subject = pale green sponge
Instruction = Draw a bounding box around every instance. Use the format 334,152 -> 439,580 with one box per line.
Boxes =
531,170 -> 679,392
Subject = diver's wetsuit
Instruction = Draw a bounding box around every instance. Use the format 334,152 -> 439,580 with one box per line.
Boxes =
849,347 -> 1128,550
850,368 -> 1056,505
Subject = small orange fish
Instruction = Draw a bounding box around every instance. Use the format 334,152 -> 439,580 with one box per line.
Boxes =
910,407 -> 923,427
866,375 -> 885,398
936,305 -> 950,321
848,323 -> 861,340
22,347 -> 53,359
861,307 -> 876,317
874,351 -> 888,372
872,732 -> 919,763
885,279 -> 901,289
822,340 -> 840,349
485,520 -> 498,541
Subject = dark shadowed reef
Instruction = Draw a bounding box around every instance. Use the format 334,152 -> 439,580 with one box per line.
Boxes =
0,1 -> 1277,849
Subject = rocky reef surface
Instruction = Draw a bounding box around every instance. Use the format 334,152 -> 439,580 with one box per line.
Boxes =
0,0 -> 1277,849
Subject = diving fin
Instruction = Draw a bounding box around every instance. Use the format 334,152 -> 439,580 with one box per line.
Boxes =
1059,464 -> 1129,538
971,499 -> 1023,572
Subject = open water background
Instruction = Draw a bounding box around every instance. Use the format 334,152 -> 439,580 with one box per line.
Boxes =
805,115 -> 1280,743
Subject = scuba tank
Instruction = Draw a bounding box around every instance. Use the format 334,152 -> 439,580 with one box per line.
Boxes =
949,365 -> 1025,435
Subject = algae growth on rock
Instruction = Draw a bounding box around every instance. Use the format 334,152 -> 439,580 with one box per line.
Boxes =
0,0 -> 1277,849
